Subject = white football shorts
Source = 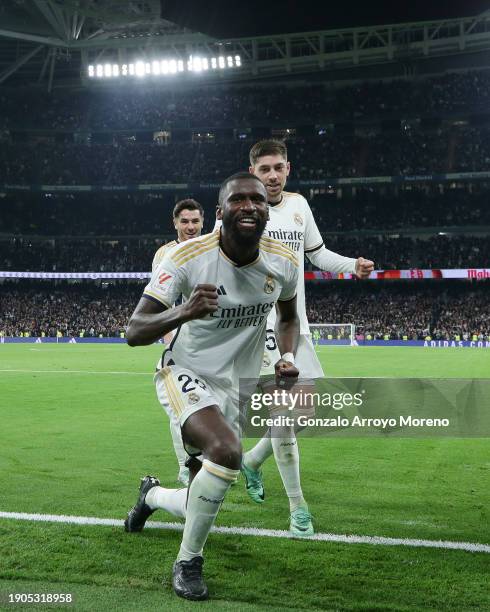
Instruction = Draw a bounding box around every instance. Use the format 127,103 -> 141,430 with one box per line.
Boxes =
154,363 -> 240,438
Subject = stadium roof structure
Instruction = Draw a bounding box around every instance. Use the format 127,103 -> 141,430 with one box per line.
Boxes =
2,2 -> 490,89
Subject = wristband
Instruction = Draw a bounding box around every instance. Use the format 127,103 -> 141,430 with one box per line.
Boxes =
281,352 -> 295,365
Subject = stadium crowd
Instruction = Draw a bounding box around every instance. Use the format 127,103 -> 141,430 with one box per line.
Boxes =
1,68 -> 489,345
2,69 -> 490,131
1,282 -> 488,341
2,126 -> 490,185
1,234 -> 489,272
306,282 -> 490,341
1,189 -> 489,236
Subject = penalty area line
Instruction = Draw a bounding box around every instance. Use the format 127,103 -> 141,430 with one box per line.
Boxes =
0,511 -> 488,554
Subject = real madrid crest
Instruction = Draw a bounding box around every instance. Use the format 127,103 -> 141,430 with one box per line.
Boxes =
188,392 -> 200,405
264,275 -> 275,294
294,213 -> 303,226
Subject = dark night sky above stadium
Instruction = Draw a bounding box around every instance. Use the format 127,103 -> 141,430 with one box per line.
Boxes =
161,1 -> 490,37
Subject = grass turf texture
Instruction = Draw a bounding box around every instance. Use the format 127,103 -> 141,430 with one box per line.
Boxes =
0,344 -> 489,611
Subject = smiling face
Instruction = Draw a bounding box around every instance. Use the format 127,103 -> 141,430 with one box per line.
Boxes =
250,153 -> 290,203
217,177 -> 268,245
174,208 -> 204,242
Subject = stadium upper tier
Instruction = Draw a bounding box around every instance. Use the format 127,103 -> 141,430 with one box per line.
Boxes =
1,124 -> 490,184
2,69 -> 490,130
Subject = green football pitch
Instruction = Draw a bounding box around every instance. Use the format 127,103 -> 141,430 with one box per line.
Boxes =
0,344 -> 489,611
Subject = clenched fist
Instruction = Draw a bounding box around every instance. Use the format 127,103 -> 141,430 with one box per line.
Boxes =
274,358 -> 300,389
355,257 -> 375,279
183,284 -> 219,320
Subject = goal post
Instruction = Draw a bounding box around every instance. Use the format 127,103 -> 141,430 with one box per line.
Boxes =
309,323 -> 357,346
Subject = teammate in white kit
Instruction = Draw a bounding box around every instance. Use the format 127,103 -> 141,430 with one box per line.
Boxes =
152,199 -> 204,487
124,173 -> 301,601
241,140 -> 374,536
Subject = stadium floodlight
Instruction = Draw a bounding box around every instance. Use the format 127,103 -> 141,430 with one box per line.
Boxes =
86,53 -> 242,79
135,61 -> 145,77
193,56 -> 203,72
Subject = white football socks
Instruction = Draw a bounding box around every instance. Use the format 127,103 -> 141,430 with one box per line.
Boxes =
271,429 -> 305,512
145,486 -> 187,518
243,434 -> 273,470
169,419 -> 188,469
177,459 -> 239,562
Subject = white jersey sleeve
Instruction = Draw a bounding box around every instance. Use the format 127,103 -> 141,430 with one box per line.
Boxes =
302,199 -> 356,272
303,200 -> 324,255
152,240 -> 178,274
144,252 -> 187,309
278,259 -> 298,302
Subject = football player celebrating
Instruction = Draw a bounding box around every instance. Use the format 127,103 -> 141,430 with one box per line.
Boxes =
125,173 -> 300,601
241,140 -> 374,537
152,199 -> 205,487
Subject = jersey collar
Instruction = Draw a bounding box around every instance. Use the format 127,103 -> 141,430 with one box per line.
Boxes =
268,194 -> 285,209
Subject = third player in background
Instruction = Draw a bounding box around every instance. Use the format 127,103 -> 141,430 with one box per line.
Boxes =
241,139 -> 374,536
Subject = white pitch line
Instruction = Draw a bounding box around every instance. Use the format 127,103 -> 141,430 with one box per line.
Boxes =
0,369 -> 151,375
0,511 -> 488,554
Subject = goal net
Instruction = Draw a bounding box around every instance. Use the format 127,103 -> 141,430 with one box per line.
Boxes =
309,323 -> 356,346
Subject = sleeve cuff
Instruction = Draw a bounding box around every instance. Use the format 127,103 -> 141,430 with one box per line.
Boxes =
277,293 -> 297,303
304,241 -> 324,254
143,291 -> 172,309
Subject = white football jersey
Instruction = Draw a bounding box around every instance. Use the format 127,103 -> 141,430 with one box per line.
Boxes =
152,240 -> 178,273
215,191 -> 352,334
144,230 -> 298,390
265,191 -> 321,334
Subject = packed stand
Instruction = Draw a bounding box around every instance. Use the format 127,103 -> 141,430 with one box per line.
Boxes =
3,126 -> 490,185
1,234 -> 488,272
306,282 -> 490,341
0,283 -> 139,338
1,188 -> 490,237
3,70 -> 490,131
1,281 -> 488,341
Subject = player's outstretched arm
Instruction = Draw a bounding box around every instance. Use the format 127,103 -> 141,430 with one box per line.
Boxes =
274,296 -> 300,383
126,284 -> 218,346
